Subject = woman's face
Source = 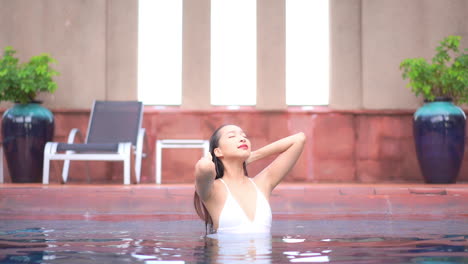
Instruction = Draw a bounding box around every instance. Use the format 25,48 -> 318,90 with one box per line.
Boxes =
214,125 -> 251,161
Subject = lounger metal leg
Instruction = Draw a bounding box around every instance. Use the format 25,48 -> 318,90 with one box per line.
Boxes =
135,151 -> 142,184
62,156 -> 72,183
156,140 -> 162,184
134,128 -> 145,184
124,159 -> 130,185
122,143 -> 131,185
42,143 -> 52,184
42,158 -> 50,184
203,141 -> 210,154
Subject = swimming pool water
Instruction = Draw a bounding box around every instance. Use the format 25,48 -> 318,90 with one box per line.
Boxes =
0,218 -> 467,263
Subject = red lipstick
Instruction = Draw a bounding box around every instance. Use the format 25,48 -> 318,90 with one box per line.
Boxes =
238,144 -> 248,150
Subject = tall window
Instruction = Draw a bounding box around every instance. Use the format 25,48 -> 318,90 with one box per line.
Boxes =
286,0 -> 329,105
138,0 -> 182,105
211,0 -> 256,105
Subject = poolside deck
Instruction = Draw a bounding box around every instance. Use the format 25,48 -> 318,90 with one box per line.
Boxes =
1,183 -> 467,220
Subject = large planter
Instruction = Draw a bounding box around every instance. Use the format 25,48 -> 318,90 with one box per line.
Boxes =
413,97 -> 466,183
2,102 -> 54,183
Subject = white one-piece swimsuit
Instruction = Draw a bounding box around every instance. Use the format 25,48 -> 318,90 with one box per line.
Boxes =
216,178 -> 272,234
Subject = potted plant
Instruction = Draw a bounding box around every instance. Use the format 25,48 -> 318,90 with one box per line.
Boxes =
400,35 -> 468,183
0,46 -> 59,183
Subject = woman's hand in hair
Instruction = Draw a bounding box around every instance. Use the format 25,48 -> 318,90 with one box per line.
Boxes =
251,132 -> 306,191
195,152 -> 216,201
246,132 -> 305,165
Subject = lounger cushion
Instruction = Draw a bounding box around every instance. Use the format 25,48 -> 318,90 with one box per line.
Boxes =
56,143 -> 120,153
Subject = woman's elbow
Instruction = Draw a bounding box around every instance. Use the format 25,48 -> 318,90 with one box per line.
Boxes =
195,162 -> 215,182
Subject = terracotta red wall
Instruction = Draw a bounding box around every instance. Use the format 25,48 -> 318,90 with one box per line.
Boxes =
2,107 -> 468,184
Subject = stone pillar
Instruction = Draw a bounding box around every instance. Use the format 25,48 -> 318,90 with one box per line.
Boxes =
361,0 -> 424,109
361,0 -> 468,109
256,0 -> 286,110
0,0 -> 107,109
181,0 -> 211,109
329,0 -> 363,109
106,0 -> 138,101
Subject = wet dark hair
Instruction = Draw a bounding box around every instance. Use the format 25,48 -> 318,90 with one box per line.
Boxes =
193,124 -> 248,234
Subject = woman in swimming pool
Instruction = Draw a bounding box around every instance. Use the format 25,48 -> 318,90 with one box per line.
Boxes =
194,124 -> 306,234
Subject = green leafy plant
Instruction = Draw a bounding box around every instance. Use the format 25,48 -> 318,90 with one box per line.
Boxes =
400,35 -> 468,104
0,46 -> 59,104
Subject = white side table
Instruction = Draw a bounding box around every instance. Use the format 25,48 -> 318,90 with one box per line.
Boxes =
155,139 -> 209,184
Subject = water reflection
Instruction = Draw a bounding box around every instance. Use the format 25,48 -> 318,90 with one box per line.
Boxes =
0,227 -> 49,263
0,220 -> 467,263
200,233 -> 273,264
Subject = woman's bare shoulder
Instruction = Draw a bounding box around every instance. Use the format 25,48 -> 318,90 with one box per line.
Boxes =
251,174 -> 272,199
203,179 -> 226,203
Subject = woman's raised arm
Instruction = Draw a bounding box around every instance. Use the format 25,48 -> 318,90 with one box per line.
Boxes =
195,152 -> 217,201
248,132 -> 306,192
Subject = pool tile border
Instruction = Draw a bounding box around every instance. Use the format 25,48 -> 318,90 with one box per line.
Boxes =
0,183 -> 467,219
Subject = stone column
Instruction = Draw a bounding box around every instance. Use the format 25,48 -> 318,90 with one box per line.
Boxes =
361,0 -> 468,109
106,0 -> 138,101
329,0 -> 363,109
181,0 -> 211,109
0,0 -> 107,108
256,0 -> 286,110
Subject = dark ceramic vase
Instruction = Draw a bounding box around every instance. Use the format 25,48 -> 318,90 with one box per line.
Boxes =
2,102 -> 54,183
413,97 -> 466,183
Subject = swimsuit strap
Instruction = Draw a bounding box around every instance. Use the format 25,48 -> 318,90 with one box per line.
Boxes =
220,178 -> 261,197
218,178 -> 232,195
247,178 -> 261,193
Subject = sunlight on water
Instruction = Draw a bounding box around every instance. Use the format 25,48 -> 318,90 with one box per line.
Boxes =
0,219 -> 467,263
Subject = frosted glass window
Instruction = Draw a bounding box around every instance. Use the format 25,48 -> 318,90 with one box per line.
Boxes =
286,0 -> 329,105
138,0 -> 182,105
211,0 -> 256,105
